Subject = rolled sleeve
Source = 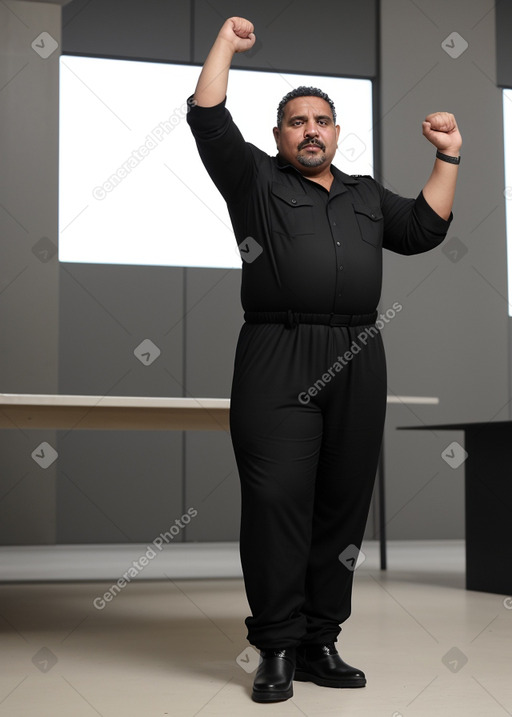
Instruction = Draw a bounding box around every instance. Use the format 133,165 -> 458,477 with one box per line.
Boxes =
414,190 -> 453,234
186,94 -> 231,139
382,185 -> 452,255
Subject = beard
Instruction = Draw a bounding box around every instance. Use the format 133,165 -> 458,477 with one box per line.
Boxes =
296,152 -> 328,168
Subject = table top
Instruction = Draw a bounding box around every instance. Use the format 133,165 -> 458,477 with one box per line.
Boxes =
0,393 -> 439,407
0,393 -> 439,431
398,420 -> 511,430
0,394 -> 230,409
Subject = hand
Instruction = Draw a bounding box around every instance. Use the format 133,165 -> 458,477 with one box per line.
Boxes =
217,16 -> 256,53
422,112 -> 462,155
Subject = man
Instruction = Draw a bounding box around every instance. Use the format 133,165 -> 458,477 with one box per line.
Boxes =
187,16 -> 461,704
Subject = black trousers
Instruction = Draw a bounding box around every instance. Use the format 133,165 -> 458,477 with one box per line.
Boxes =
229,318 -> 387,649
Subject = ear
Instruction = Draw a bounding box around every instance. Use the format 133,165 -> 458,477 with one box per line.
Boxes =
273,126 -> 280,150
335,124 -> 341,144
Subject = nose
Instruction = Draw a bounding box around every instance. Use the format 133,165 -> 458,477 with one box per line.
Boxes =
304,120 -> 318,137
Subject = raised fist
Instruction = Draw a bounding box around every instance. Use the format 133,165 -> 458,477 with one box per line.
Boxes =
217,16 -> 256,53
422,112 -> 462,154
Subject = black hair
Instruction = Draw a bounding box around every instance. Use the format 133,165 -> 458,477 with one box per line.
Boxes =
276,86 -> 337,128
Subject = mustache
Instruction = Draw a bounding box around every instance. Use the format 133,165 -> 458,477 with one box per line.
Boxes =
298,138 -> 326,151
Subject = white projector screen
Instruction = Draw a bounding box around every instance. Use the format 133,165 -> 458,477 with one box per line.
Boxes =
59,56 -> 374,269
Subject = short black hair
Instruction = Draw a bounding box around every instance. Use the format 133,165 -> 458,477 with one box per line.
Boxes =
276,86 -> 337,128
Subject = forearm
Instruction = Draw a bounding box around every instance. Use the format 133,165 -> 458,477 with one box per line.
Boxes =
422,156 -> 459,220
193,36 -> 235,108
420,112 -> 461,220
192,17 -> 255,108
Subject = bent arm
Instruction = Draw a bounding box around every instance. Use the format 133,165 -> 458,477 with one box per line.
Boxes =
421,111 -> 462,220
381,186 -> 452,255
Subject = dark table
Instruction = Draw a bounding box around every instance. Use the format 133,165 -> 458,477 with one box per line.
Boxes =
398,421 -> 512,595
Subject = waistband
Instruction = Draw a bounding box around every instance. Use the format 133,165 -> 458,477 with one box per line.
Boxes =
243,310 -> 378,329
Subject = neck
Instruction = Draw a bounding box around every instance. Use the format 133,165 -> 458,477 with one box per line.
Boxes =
301,167 -> 334,190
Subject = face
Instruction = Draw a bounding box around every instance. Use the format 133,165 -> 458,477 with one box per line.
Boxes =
273,96 -> 340,174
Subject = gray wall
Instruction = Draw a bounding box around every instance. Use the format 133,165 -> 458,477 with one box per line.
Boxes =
0,1 -> 61,543
0,0 -> 509,546
380,0 -> 509,538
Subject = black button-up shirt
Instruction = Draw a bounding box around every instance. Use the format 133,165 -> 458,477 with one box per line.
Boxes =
186,96 -> 452,315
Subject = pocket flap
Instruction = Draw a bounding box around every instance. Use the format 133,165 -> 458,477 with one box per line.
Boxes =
352,204 -> 383,221
271,182 -> 314,207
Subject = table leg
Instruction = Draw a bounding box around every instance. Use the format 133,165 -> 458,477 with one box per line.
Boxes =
378,442 -> 387,570
465,425 -> 512,594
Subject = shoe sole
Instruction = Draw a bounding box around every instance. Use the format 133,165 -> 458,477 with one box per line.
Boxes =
252,686 -> 293,702
294,670 -> 366,688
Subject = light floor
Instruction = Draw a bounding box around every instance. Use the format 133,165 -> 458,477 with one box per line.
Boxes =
0,541 -> 511,717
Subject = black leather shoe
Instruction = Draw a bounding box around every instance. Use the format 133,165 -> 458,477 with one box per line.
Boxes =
294,642 -> 366,688
252,647 -> 296,703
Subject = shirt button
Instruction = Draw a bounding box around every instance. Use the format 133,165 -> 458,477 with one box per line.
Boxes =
336,241 -> 341,246
332,221 -> 337,226
291,198 -> 297,204
339,265 -> 343,270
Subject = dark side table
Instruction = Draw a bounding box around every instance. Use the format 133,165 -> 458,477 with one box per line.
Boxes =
397,421 -> 512,595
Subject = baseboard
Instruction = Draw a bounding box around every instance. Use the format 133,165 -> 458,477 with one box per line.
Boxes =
0,540 -> 464,582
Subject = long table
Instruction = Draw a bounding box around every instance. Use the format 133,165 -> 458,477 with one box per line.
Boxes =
0,394 -> 231,432
0,393 -> 439,571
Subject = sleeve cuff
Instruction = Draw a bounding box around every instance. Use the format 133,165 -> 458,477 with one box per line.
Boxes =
186,94 -> 229,134
416,190 -> 453,233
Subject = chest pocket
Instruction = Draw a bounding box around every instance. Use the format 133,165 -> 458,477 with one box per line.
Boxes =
353,203 -> 384,247
270,182 -> 315,237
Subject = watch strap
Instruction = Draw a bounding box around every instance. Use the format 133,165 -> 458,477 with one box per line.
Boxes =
436,150 -> 460,165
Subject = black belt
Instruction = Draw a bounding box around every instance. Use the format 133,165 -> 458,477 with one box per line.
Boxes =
244,310 -> 378,329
